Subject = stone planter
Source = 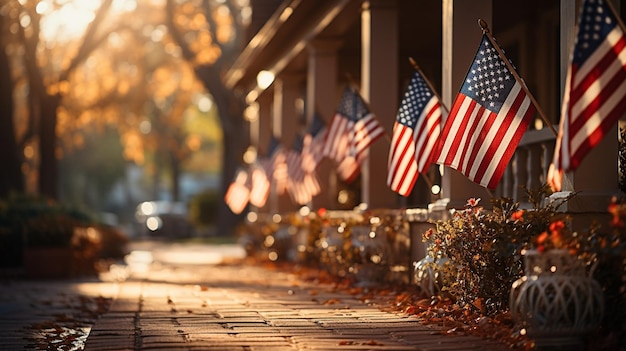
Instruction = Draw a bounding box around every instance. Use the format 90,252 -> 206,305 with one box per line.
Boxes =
510,249 -> 604,349
347,224 -> 390,287
412,255 -> 449,297
317,224 -> 346,276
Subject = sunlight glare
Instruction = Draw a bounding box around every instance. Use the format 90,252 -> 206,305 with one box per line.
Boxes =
197,95 -> 213,112
40,1 -> 96,42
39,0 -> 136,42
35,2 -> 49,14
112,0 -> 137,12
150,24 -> 167,42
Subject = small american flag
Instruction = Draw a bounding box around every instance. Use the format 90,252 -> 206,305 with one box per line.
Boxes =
433,34 -> 536,189
302,112 -> 326,173
387,70 -> 444,196
267,136 -> 288,195
224,168 -> 250,214
549,0 -> 626,191
249,162 -> 270,208
322,86 -> 386,183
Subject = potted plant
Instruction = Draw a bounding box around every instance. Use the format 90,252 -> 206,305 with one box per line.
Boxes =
420,185 -> 567,315
0,194 -> 102,278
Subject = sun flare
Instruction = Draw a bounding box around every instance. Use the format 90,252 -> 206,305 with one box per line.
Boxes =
36,0 -> 137,42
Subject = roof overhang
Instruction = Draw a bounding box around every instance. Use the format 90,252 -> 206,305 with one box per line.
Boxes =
224,0 -> 360,100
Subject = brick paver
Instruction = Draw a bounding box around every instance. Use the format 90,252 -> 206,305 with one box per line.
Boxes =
83,254 -> 511,351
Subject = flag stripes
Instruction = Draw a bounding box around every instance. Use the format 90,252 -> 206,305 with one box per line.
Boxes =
550,0 -> 626,190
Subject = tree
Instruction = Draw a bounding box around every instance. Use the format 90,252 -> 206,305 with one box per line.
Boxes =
0,11 -> 24,197
3,1 -> 224,225
13,0 -> 119,199
165,0 -> 250,235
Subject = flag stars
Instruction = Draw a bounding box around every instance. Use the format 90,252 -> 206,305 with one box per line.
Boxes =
462,37 -> 516,107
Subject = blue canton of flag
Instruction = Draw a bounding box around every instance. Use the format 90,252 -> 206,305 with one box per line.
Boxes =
460,39 -> 516,113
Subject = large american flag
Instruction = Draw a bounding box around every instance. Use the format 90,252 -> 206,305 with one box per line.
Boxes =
322,86 -> 386,183
387,70 -> 444,196
432,34 -> 536,189
549,0 -> 626,191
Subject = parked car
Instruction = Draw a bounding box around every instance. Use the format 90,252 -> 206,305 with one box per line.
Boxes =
134,201 -> 193,239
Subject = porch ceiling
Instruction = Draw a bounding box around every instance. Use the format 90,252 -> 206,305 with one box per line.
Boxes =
225,0 -> 558,97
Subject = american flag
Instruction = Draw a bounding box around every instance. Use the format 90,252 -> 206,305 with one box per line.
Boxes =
302,112 -> 326,173
249,162 -> 270,208
322,86 -> 386,183
224,168 -> 250,214
387,70 -> 444,196
267,136 -> 288,195
549,0 -> 626,191
286,135 -> 321,205
432,34 -> 536,189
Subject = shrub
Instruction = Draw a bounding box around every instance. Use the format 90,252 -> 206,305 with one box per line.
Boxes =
425,185 -> 571,315
188,190 -> 218,228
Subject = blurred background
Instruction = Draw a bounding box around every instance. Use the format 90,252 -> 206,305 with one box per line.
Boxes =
0,0 -> 273,241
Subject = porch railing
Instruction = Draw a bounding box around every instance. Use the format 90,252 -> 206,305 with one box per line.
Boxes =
495,127 -> 557,204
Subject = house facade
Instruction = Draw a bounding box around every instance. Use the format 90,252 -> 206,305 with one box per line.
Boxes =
225,0 -> 624,221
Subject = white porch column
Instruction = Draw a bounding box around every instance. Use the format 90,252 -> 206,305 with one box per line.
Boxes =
361,0 -> 398,209
306,39 -> 341,210
273,74 -> 304,213
440,0 -> 493,209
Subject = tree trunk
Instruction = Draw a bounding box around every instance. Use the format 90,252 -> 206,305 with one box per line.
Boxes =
38,94 -> 61,200
0,30 -> 24,197
193,66 -> 247,236
217,122 -> 244,235
170,149 -> 181,202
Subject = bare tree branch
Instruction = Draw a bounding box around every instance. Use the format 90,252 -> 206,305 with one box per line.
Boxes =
59,0 -> 114,82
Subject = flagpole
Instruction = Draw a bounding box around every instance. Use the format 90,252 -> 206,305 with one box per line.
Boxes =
605,0 -> 626,35
478,19 -> 559,138
408,57 -> 450,115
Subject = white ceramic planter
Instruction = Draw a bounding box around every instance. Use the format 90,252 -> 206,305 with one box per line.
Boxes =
510,249 -> 604,348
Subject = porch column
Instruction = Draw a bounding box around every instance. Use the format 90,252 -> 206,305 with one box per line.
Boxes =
306,39 -> 342,210
257,92 -> 273,160
361,0 -> 398,209
273,73 -> 304,213
440,0 -> 493,209
255,91 -> 273,212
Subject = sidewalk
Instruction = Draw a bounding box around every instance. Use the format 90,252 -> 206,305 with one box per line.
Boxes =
84,241 -> 512,351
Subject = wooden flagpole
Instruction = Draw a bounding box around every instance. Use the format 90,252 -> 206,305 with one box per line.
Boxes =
478,19 -> 559,138
605,0 -> 626,35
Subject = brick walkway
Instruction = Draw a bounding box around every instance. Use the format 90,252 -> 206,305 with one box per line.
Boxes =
82,243 -> 511,351
1,242 -> 514,350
